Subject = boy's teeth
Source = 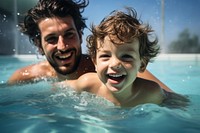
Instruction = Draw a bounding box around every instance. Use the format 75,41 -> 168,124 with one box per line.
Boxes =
109,74 -> 123,77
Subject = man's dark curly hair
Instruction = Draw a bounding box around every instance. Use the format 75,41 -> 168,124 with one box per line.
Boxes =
19,0 -> 88,55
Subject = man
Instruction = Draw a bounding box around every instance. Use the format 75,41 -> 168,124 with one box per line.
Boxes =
7,0 -> 171,92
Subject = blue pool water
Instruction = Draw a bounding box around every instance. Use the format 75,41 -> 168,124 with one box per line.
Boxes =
0,55 -> 200,133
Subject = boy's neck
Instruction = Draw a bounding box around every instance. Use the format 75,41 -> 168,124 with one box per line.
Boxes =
112,80 -> 138,105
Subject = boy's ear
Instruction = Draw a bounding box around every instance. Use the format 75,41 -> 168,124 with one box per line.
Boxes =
92,60 -> 97,72
139,60 -> 147,73
91,57 -> 96,64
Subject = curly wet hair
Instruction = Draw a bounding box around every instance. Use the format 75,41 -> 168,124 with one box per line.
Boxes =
19,0 -> 88,55
86,7 -> 160,66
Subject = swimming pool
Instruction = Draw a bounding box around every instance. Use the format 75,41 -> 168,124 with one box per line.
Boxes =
0,54 -> 200,133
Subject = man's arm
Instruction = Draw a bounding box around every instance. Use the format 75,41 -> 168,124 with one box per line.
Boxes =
7,65 -> 35,85
137,69 -> 172,92
7,61 -> 54,85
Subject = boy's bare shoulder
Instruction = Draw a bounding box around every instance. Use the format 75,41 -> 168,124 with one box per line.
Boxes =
78,72 -> 100,86
144,79 -> 164,96
137,78 -> 161,90
77,72 -> 102,92
136,78 -> 165,103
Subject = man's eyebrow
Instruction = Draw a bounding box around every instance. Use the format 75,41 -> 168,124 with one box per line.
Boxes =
65,27 -> 76,32
43,33 -> 56,40
43,34 -> 55,41
44,28 -> 76,39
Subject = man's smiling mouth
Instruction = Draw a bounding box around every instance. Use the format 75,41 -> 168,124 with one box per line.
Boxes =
55,51 -> 73,60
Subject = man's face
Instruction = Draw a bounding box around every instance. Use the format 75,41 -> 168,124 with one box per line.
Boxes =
38,16 -> 82,75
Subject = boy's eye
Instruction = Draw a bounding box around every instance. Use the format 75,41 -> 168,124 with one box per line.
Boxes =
99,54 -> 110,59
122,54 -> 134,61
100,54 -> 110,57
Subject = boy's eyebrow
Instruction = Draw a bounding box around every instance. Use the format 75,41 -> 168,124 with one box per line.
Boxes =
125,48 -> 137,52
98,49 -> 137,53
97,49 -> 110,53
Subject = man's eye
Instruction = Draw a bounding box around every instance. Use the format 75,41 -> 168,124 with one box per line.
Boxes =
46,37 -> 58,44
64,32 -> 74,39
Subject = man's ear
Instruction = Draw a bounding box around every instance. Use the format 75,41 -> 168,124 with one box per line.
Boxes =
34,38 -> 44,55
38,47 -> 44,55
139,60 -> 147,73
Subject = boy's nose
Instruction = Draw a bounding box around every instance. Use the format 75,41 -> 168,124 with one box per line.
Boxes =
110,58 -> 122,69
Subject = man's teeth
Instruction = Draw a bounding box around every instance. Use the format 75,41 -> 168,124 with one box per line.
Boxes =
58,53 -> 71,59
108,74 -> 123,77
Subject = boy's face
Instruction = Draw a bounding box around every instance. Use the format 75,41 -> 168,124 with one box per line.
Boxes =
95,36 -> 143,93
38,16 -> 82,76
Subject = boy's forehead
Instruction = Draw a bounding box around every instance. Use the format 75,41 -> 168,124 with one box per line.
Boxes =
97,35 -> 138,46
97,36 -> 139,51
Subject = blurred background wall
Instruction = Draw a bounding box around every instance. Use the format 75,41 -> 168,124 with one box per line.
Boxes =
0,0 -> 200,55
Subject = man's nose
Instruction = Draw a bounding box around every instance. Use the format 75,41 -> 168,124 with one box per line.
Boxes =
57,36 -> 68,51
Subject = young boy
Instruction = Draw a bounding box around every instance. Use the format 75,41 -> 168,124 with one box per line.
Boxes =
58,8 -> 187,107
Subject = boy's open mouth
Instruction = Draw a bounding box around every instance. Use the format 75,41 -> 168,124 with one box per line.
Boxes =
107,74 -> 126,83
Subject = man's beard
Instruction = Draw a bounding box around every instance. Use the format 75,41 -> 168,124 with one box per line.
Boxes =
49,53 -> 81,76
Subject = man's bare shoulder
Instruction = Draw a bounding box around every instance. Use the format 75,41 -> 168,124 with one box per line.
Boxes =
7,60 -> 55,84
31,60 -> 55,74
79,54 -> 95,72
